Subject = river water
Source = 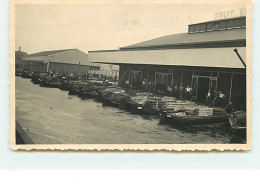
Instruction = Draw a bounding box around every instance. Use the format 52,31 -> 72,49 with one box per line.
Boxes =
15,77 -> 231,144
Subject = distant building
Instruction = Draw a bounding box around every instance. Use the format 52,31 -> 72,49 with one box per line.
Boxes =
20,49 -> 100,73
15,50 -> 28,66
89,17 -> 246,109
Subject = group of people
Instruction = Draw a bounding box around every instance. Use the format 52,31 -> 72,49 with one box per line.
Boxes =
167,85 -> 193,100
206,89 -> 227,107
122,77 -> 231,108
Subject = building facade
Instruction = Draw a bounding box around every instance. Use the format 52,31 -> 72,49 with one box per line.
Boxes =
88,17 -> 247,110
15,50 -> 28,66
20,49 -> 100,73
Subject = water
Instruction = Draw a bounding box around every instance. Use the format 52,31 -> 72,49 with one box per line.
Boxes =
15,77 -> 231,144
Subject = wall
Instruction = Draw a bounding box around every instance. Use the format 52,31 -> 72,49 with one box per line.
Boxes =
48,49 -> 97,66
18,60 -> 98,74
119,64 -> 246,109
49,62 -> 98,74
19,60 -> 47,72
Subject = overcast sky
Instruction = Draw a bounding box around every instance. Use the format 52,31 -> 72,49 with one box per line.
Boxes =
15,3 -> 246,54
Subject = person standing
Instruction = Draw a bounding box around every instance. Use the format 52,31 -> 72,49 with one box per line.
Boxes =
185,85 -> 192,100
173,85 -> 179,98
142,78 -> 147,91
114,74 -> 118,83
179,85 -> 184,100
206,89 -> 212,105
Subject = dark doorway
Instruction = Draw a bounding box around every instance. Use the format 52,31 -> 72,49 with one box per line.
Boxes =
197,77 -> 210,103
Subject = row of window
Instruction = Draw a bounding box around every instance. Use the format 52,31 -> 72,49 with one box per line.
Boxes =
188,18 -> 246,33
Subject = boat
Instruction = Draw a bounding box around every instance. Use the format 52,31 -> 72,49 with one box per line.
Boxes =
15,68 -> 23,76
21,70 -> 32,78
31,72 -> 46,84
40,76 -> 62,88
100,87 -> 126,107
119,92 -> 151,114
159,106 -> 227,125
228,111 -> 246,139
67,81 -> 88,95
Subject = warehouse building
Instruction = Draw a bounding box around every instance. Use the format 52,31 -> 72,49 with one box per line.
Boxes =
89,17 -> 247,109
15,49 -> 28,66
20,48 -> 100,74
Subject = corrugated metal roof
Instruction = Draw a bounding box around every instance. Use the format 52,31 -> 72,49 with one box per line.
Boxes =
29,49 -> 74,56
120,29 -> 245,49
89,47 -> 246,69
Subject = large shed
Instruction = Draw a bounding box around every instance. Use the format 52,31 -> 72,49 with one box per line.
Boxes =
21,48 -> 100,74
89,17 -> 247,109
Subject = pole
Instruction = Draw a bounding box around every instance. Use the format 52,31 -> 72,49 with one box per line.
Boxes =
229,71 -> 234,103
146,65 -> 149,91
180,69 -> 183,86
233,48 -> 246,68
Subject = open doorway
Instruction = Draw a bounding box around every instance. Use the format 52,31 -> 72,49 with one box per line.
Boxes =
197,77 -> 210,103
191,75 -> 218,103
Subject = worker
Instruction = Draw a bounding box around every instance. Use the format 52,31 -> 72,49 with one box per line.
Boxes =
114,74 -> 118,83
218,91 -> 226,106
179,85 -> 184,100
225,102 -> 235,113
142,78 -> 147,91
185,85 -> 192,100
206,89 -> 212,105
167,86 -> 172,96
213,91 -> 226,107
173,85 -> 178,98
147,81 -> 152,92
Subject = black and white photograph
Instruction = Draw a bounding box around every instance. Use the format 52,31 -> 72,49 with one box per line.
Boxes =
10,0 -> 251,150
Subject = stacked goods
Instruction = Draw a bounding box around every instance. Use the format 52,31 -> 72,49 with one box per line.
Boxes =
131,92 -> 151,105
142,95 -> 167,115
162,100 -> 196,113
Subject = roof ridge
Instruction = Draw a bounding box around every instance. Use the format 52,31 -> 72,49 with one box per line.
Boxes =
29,48 -> 75,56
121,29 -> 246,49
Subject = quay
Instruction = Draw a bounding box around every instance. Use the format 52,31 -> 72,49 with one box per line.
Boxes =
15,121 -> 34,144
15,76 -> 233,144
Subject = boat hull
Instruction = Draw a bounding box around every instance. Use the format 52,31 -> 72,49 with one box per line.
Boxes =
160,114 -> 227,126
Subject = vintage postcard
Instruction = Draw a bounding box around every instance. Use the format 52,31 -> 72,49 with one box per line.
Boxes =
9,0 -> 252,151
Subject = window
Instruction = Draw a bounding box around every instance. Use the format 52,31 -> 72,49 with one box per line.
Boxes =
195,25 -> 200,33
188,25 -> 195,33
234,19 -> 242,28
206,23 -> 213,31
212,22 -> 220,31
219,21 -> 227,30
227,20 -> 234,29
200,24 -> 206,32
242,18 -> 246,28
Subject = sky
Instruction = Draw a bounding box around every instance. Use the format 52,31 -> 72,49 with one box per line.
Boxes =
15,3 -> 246,54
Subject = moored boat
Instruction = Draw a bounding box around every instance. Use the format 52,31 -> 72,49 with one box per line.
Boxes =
159,106 -> 227,126
228,111 -> 246,139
